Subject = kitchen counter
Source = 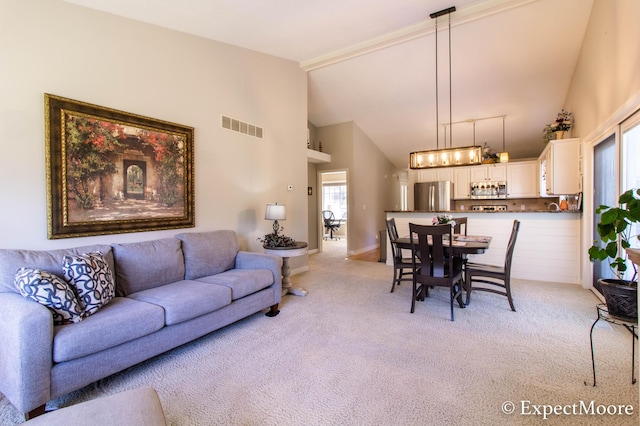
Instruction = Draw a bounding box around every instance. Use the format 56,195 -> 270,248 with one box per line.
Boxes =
385,209 -> 581,214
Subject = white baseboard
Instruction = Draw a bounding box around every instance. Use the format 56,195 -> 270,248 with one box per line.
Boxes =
352,243 -> 379,255
291,265 -> 310,276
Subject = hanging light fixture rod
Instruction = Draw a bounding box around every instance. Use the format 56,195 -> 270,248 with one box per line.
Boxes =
430,6 -> 456,19
430,6 -> 456,151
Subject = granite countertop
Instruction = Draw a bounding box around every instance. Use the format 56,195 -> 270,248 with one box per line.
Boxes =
386,210 -> 582,214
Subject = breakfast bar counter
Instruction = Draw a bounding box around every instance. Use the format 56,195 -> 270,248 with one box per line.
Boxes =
385,210 -> 582,285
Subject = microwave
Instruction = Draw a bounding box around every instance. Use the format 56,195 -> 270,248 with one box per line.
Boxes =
470,181 -> 507,199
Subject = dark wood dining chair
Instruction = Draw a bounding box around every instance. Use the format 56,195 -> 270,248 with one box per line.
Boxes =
453,217 -> 468,235
464,220 -> 521,311
386,218 -> 414,293
452,217 -> 469,267
409,222 -> 465,321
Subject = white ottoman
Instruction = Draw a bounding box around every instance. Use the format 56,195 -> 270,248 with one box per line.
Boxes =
24,387 -> 166,426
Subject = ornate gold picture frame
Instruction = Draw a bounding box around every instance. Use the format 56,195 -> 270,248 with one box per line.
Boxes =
45,94 -> 195,239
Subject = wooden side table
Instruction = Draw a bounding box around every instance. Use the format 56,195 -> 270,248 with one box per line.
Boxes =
264,242 -> 308,296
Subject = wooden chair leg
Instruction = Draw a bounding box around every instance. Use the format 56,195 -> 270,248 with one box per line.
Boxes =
505,280 -> 516,311
411,280 -> 417,313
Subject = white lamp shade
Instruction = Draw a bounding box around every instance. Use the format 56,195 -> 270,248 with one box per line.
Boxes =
265,203 -> 286,221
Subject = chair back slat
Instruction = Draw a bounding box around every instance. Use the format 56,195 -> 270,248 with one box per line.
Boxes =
453,217 -> 468,236
503,220 -> 521,275
386,217 -> 399,241
386,218 -> 400,260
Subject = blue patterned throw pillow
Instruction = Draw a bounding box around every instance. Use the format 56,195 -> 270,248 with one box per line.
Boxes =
14,268 -> 85,325
62,252 -> 115,316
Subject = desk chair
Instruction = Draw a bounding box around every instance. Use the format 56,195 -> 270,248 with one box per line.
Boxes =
464,220 -> 520,311
386,218 -> 414,293
322,210 -> 342,240
409,223 -> 465,321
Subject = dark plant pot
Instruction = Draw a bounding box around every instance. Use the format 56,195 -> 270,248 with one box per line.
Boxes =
595,278 -> 638,320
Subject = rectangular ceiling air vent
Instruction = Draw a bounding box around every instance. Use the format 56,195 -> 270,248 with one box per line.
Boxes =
221,115 -> 263,139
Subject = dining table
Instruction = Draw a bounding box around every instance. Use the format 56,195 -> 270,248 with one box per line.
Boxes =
393,234 -> 492,255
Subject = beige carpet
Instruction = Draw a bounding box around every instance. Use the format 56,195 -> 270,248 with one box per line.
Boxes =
1,243 -> 638,425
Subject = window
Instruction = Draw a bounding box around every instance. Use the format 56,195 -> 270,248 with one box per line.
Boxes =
592,135 -> 616,285
322,184 -> 347,220
622,110 -> 640,193
400,183 -> 408,211
621,110 -> 640,281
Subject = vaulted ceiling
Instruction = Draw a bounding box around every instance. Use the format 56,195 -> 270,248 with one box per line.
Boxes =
64,0 -> 594,169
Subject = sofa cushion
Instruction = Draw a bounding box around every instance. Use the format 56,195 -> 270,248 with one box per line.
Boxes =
62,252 -> 115,316
196,269 -> 274,300
53,297 -> 165,363
176,231 -> 239,279
112,238 -> 185,295
0,244 -> 114,294
14,268 -> 85,325
128,280 -> 232,326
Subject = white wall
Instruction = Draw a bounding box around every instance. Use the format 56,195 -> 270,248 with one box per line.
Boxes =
352,123 -> 398,253
316,121 -> 399,255
0,0 -> 308,252
565,0 -> 640,141
563,0 -> 640,288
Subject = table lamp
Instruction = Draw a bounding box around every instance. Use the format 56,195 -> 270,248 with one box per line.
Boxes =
265,203 -> 286,234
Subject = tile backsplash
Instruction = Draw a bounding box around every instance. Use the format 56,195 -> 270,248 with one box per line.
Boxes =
454,197 -> 571,212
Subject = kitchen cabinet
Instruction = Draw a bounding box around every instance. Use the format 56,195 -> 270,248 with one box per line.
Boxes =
469,164 -> 507,182
506,161 -> 538,198
453,167 -> 470,199
539,138 -> 581,196
417,168 -> 453,183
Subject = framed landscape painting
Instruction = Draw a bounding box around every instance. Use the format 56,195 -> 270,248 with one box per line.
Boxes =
45,94 -> 195,239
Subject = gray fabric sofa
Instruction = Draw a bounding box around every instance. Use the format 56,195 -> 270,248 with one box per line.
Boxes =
0,230 -> 282,418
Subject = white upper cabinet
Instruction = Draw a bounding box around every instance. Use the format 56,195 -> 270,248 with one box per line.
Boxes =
539,138 -> 581,196
469,164 -> 507,182
417,168 -> 454,183
506,161 -> 538,198
453,167 -> 470,199
436,168 -> 454,183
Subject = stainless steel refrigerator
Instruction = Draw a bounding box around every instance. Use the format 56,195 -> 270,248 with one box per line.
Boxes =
414,181 -> 453,211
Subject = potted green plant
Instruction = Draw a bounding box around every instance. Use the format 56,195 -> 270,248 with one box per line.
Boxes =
588,188 -> 640,320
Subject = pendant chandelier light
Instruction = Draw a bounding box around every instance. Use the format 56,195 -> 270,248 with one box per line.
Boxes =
499,115 -> 509,163
410,6 -> 483,169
